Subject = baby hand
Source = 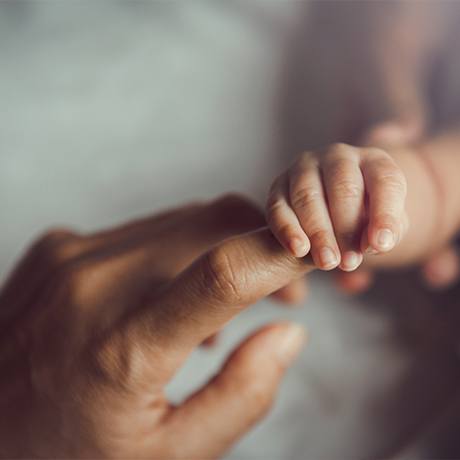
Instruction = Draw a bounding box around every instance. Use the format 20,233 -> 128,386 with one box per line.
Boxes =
266,143 -> 408,271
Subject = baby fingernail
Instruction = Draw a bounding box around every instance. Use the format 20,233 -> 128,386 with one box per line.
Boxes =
290,237 -> 309,257
365,246 -> 379,255
377,229 -> 395,251
319,247 -> 338,269
341,251 -> 363,271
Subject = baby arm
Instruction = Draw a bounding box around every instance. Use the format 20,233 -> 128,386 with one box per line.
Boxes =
367,128 -> 460,269
266,130 -> 460,273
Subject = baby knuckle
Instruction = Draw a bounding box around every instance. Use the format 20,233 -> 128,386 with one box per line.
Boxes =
91,329 -> 153,392
294,151 -> 316,168
276,223 -> 295,241
379,170 -> 407,194
366,147 -> 388,158
326,142 -> 354,159
332,179 -> 362,200
290,186 -> 320,210
309,228 -> 331,244
266,198 -> 283,221
202,245 -> 246,304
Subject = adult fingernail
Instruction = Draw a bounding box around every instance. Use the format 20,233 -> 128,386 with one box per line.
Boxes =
277,324 -> 307,366
376,229 -> 395,251
340,251 -> 363,271
290,237 -> 309,258
319,247 -> 339,270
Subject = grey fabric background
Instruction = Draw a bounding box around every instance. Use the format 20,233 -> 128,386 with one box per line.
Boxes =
1,1 -> 460,458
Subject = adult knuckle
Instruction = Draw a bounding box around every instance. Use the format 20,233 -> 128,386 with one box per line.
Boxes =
202,244 -> 245,305
58,263 -> 101,305
212,193 -> 263,229
214,193 -> 253,212
266,196 -> 283,219
32,227 -> 78,266
366,147 -> 388,158
61,265 -> 88,297
375,212 -> 398,227
92,329 -> 155,392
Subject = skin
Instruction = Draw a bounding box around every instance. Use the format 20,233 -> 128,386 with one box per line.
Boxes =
296,0 -> 459,295
267,127 -> 460,282
1,140 -> 459,458
2,5 -> 459,458
267,142 -> 408,271
336,123 -> 460,293
0,195 -> 315,459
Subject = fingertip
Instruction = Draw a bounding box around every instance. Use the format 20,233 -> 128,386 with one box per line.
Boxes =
288,236 -> 311,258
339,251 -> 363,272
372,228 -> 396,253
316,246 -> 340,271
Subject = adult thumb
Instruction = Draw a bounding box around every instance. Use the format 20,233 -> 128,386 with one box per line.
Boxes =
164,322 -> 306,459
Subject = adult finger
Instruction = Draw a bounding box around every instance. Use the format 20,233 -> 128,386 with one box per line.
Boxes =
360,149 -> 407,253
129,228 -> 314,368
0,228 -> 81,327
163,322 -> 306,460
72,194 -> 265,273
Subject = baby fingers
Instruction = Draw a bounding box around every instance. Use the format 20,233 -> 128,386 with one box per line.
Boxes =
266,173 -> 311,257
322,144 -> 365,271
361,149 -> 408,253
287,154 -> 340,270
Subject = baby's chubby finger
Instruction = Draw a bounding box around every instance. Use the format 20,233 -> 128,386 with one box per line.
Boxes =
322,144 -> 365,272
361,149 -> 408,253
266,174 -> 310,257
288,153 -> 340,270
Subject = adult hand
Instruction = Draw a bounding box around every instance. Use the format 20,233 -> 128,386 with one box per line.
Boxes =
0,195 -> 313,459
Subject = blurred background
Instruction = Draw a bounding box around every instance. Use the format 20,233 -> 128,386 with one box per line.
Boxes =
2,1 -> 460,458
